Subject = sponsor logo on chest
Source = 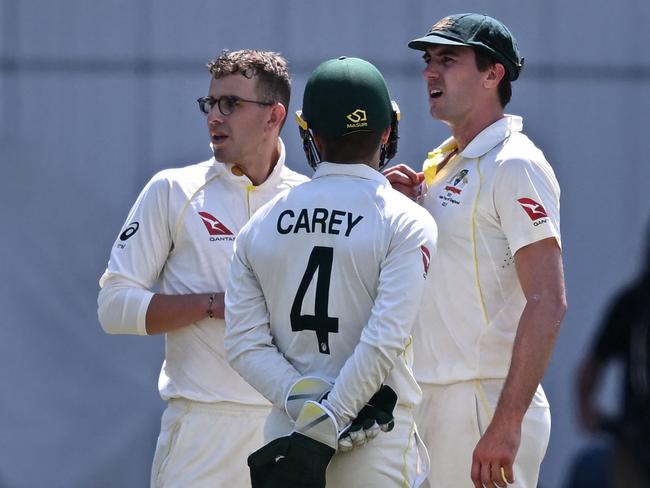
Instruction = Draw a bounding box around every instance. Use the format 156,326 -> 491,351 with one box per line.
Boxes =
198,211 -> 236,241
438,168 -> 470,206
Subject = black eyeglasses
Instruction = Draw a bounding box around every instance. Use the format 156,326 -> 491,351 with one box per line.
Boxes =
197,95 -> 274,116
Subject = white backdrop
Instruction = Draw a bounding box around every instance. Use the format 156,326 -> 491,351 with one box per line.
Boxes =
1,1 -> 650,486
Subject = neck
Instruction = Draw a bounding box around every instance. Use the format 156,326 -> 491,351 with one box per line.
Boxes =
318,142 -> 382,171
330,151 -> 381,170
240,138 -> 281,186
326,159 -> 379,171
449,106 -> 504,152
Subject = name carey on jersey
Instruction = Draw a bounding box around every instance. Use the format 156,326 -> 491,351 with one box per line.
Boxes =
276,208 -> 363,237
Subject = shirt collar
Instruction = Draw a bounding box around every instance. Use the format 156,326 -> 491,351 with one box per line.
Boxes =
461,114 -> 523,158
312,161 -> 388,185
422,115 -> 522,185
207,138 -> 288,187
257,137 -> 288,188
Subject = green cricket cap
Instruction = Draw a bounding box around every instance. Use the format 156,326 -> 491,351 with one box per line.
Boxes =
301,56 -> 392,138
408,13 -> 524,81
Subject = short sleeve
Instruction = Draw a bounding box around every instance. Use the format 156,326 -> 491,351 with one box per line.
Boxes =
493,158 -> 561,255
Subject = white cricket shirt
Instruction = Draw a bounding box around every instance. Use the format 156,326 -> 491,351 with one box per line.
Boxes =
98,139 -> 307,404
414,115 -> 561,385
225,162 -> 437,429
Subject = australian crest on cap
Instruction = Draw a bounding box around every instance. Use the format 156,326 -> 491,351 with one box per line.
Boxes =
431,16 -> 455,32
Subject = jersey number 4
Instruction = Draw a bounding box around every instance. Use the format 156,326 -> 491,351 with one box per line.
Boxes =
290,246 -> 339,355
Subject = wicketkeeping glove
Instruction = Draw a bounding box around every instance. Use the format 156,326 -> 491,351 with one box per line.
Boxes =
338,384 -> 398,452
285,376 -> 333,422
248,400 -> 339,488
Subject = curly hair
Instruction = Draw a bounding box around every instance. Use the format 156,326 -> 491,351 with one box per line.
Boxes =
207,49 -> 291,113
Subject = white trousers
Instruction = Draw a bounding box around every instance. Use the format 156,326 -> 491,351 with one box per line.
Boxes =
150,398 -> 270,488
264,404 -> 430,487
416,380 -> 550,488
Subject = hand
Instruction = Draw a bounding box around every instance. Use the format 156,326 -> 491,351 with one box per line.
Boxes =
247,433 -> 334,488
383,164 -> 424,200
338,384 -> 397,451
470,420 -> 520,488
248,401 -> 337,488
285,376 -> 332,422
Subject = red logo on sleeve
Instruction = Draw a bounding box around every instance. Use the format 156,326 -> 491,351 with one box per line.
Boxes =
420,245 -> 431,276
198,211 -> 234,236
517,198 -> 548,221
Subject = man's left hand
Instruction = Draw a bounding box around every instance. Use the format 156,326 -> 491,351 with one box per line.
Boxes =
470,420 -> 520,488
338,384 -> 397,451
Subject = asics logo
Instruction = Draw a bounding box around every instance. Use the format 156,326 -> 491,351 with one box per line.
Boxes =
119,222 -> 139,241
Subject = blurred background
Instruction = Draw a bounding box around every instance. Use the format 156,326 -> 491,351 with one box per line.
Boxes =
1,0 -> 649,486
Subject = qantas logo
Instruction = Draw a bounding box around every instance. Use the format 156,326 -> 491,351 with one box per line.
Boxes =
517,198 -> 548,221
420,245 -> 431,277
198,211 -> 234,239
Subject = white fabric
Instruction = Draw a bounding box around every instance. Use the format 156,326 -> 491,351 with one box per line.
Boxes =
261,403 -> 430,487
150,399 -> 269,488
97,278 -> 153,335
416,381 -> 550,488
414,115 -> 562,385
225,162 -> 438,431
326,405 -> 429,487
98,138 -> 308,404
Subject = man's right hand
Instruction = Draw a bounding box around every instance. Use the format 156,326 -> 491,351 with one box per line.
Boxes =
248,401 -> 337,488
383,164 -> 424,200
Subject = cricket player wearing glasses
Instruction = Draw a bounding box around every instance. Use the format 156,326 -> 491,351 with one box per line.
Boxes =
97,49 -> 307,487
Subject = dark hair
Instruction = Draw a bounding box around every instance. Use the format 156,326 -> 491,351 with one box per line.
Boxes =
474,49 -> 512,107
318,131 -> 384,164
207,49 -> 291,126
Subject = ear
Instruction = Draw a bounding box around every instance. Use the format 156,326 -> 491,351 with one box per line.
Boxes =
484,63 -> 506,88
266,102 -> 287,132
380,126 -> 392,145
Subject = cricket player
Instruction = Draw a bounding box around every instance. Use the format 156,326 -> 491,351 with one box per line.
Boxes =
97,50 -> 307,487
385,13 -> 567,488
225,56 -> 437,487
